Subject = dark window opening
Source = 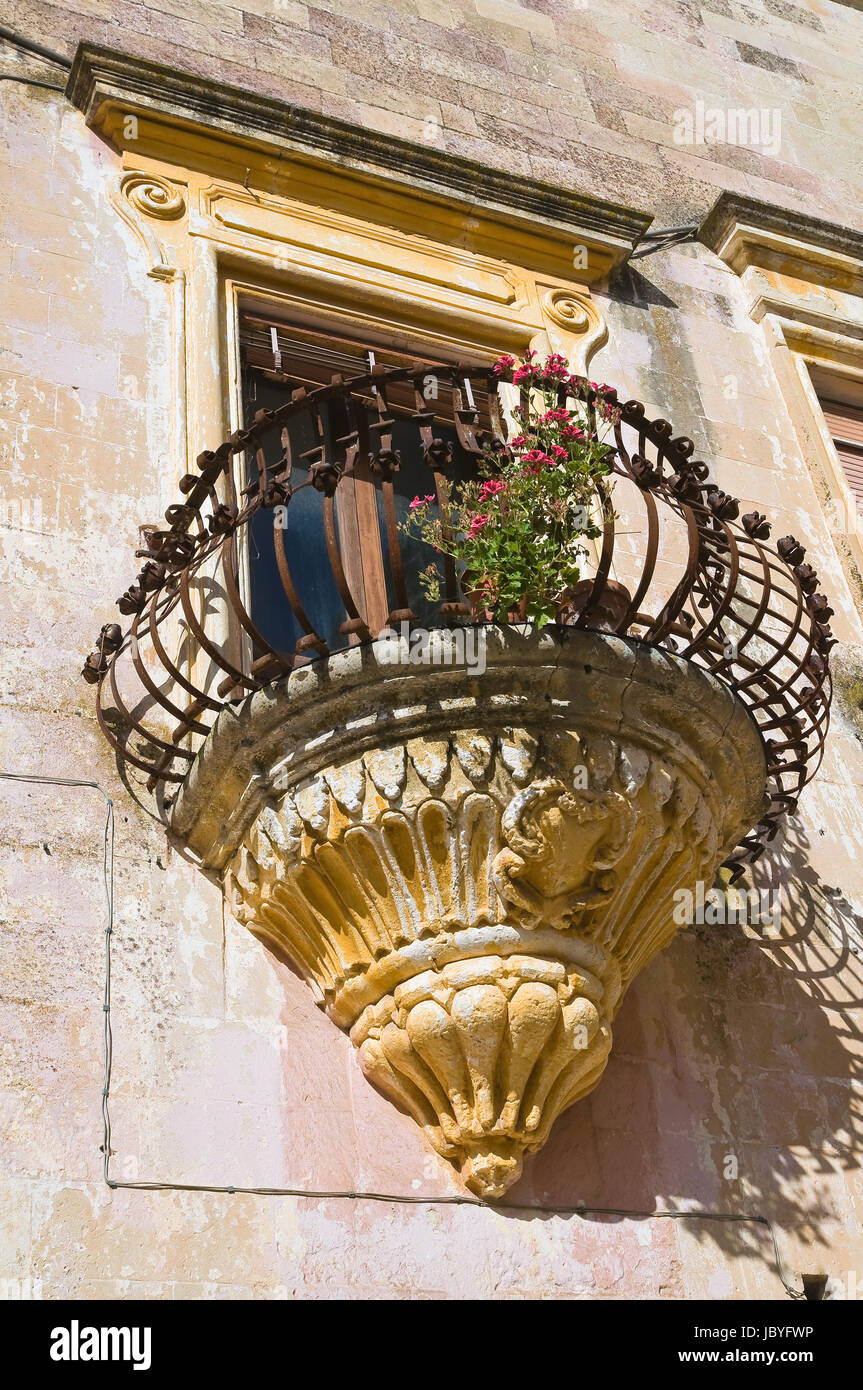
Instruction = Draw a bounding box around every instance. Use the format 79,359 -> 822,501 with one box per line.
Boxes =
239,314 -> 493,662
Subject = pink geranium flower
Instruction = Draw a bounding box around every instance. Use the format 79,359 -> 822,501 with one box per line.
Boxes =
399,350 -> 619,630
521,448 -> 556,469
542,354 -> 569,380
480,479 -> 506,498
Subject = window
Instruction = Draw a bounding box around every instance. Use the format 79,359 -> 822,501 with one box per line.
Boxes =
238,313 -> 493,661
809,366 -> 863,517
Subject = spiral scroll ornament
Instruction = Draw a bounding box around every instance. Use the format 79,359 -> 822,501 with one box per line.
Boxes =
120,172 -> 186,220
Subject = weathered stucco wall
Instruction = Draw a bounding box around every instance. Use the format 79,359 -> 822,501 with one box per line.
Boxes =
1,0 -> 862,1299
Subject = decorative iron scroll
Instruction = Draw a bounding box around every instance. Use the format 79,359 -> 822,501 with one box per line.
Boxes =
83,361 -> 832,877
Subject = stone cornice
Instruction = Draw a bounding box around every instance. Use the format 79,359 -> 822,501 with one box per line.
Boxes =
66,43 -> 651,283
700,191 -> 863,297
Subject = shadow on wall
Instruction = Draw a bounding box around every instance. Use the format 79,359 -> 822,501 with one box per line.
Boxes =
607,262 -> 678,311
111,670 -> 859,1276
505,813 -> 861,1271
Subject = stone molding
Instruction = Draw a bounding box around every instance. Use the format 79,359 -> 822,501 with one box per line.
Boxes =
120,170 -> 186,221
171,628 -> 766,1197
66,43 -> 651,286
111,171 -> 186,282
701,193 -> 863,612
700,191 -> 863,298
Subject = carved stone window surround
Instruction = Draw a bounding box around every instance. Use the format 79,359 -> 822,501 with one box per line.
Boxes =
66,42 -> 654,482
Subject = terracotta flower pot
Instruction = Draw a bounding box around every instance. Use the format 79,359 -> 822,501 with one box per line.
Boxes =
556,579 -> 632,631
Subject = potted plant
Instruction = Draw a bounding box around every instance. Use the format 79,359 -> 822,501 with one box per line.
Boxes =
402,351 -> 621,627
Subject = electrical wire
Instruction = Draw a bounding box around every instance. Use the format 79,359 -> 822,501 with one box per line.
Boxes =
0,770 -> 806,1297
0,25 -> 72,70
0,26 -> 70,95
630,225 -> 701,260
0,76 -> 65,91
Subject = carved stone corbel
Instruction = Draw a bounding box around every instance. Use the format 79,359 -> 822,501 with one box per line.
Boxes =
538,288 -> 608,375
170,628 -> 765,1198
112,171 -> 186,281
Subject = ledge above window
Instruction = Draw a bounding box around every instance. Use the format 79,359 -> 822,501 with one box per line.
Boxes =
65,42 -> 652,288
700,190 -> 863,302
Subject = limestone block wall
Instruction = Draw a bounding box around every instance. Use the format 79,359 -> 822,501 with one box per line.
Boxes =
1,0 -> 862,1299
6,0 -> 863,228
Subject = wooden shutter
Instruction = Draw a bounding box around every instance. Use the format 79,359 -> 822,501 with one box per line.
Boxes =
238,314 -> 492,642
238,314 -> 492,424
816,393 -> 863,510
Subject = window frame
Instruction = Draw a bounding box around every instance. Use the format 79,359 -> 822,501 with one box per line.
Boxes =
788,337 -> 863,589
223,278 -> 515,667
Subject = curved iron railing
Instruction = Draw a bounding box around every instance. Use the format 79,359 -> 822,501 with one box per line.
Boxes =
82,361 -> 833,877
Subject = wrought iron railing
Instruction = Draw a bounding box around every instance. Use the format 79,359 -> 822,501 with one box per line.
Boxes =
82,361 -> 833,876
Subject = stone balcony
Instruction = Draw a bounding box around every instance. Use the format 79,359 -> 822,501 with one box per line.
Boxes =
83,361 -> 833,1196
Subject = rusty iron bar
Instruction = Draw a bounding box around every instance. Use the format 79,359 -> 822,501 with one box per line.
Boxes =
82,363 -> 833,875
